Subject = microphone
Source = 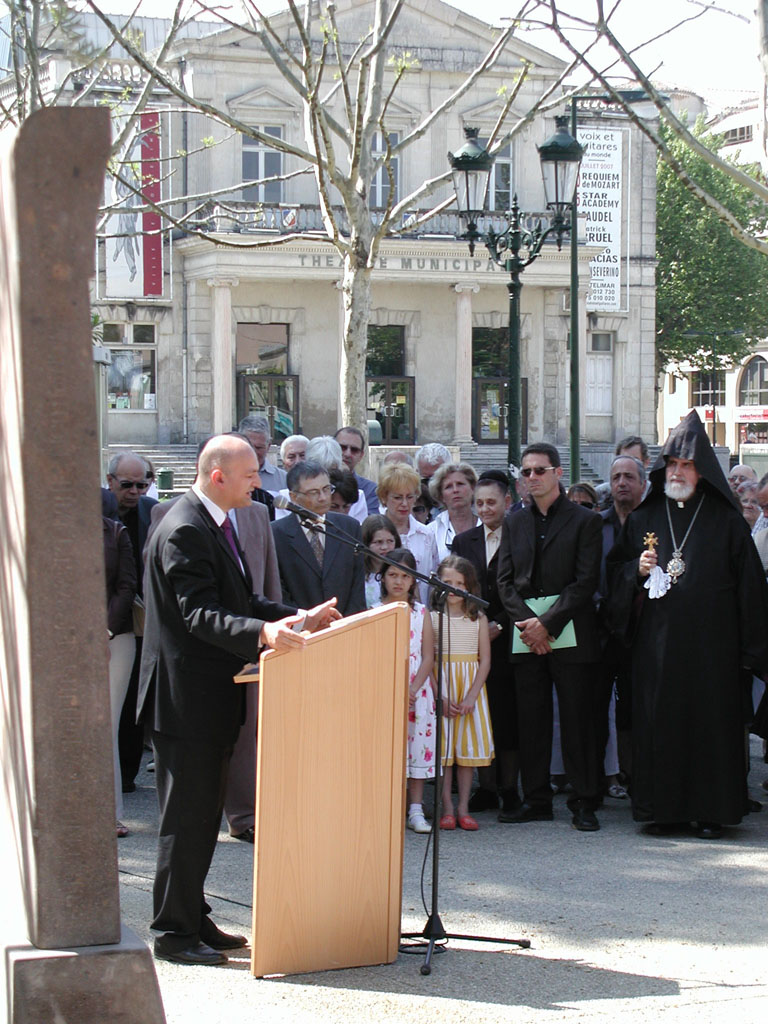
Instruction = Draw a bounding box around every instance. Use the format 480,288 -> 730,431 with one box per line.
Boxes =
272,493 -> 322,521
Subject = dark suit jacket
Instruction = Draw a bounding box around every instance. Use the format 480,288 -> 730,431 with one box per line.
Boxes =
103,517 -> 137,636
355,474 -> 379,515
450,525 -> 508,633
149,498 -> 281,602
496,494 -> 602,663
136,494 -> 157,552
271,511 -> 366,616
139,490 -> 295,746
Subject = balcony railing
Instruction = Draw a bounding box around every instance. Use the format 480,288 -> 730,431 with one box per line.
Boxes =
194,201 -> 559,242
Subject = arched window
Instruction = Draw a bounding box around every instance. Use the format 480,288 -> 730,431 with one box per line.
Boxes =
738,356 -> 768,405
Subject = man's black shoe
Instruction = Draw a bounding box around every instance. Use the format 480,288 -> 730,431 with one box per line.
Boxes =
154,940 -> 227,966
643,822 -> 677,836
199,922 -> 247,950
231,827 -> 255,843
499,788 -> 523,814
694,821 -> 724,839
571,807 -> 600,832
498,802 -> 553,824
468,787 -> 499,812
122,781 -> 136,794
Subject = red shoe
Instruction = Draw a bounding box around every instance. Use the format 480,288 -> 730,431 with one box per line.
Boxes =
457,814 -> 479,831
439,814 -> 456,830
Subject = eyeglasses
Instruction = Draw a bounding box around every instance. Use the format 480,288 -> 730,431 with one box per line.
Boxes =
520,466 -> 556,478
573,500 -> 595,509
296,484 -> 334,500
117,479 -> 149,491
339,443 -> 362,454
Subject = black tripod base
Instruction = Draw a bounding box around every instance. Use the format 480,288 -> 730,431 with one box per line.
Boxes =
401,921 -> 530,975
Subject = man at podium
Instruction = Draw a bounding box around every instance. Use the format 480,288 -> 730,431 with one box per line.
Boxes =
139,434 -> 339,967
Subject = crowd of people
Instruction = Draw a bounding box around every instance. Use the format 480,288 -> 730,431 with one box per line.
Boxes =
100,409 -> 768,966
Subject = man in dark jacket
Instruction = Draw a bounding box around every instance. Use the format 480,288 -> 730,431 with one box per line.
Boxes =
140,435 -> 338,966
106,450 -> 157,791
496,443 -> 603,832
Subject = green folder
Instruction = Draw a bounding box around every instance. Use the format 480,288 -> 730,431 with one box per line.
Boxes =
511,595 -> 577,654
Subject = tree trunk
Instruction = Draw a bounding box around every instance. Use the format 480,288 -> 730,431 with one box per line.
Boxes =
340,245 -> 373,434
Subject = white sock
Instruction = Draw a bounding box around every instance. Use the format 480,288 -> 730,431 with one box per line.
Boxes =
409,803 -> 423,817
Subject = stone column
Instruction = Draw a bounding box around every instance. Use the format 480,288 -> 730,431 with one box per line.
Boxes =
208,277 -> 239,433
453,283 -> 479,443
0,108 -> 164,1023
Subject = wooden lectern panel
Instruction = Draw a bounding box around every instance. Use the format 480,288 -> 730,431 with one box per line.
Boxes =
251,603 -> 409,977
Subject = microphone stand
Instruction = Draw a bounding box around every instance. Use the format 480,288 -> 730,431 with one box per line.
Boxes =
291,508 -> 531,974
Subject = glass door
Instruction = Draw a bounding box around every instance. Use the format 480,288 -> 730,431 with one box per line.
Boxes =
365,376 -> 414,443
473,378 -> 528,444
236,374 -> 299,442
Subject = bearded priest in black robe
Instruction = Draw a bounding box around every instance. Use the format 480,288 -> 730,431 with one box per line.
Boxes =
607,410 -> 768,838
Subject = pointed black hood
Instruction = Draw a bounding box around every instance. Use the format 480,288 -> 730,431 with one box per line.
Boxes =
648,409 -> 738,509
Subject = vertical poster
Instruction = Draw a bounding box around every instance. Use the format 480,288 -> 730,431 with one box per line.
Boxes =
576,127 -> 625,311
103,110 -> 166,298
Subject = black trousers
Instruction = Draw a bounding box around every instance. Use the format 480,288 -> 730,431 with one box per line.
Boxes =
485,639 -> 518,753
151,730 -> 233,949
515,657 -> 599,811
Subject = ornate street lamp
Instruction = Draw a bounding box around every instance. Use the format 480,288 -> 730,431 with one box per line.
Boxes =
448,127 -> 493,256
449,116 -> 583,475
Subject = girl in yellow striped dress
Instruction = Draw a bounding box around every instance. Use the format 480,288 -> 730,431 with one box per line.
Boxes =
431,555 -> 493,831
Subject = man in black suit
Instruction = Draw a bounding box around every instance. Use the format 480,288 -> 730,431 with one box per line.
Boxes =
140,435 -> 339,966
106,450 -> 158,792
272,461 -> 366,615
496,442 -> 603,832
451,471 -> 520,816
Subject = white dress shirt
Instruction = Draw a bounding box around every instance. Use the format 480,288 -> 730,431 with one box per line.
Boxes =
429,508 -> 482,562
484,524 -> 501,565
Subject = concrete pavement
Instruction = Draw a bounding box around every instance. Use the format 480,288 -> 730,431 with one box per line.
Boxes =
118,745 -> 768,1023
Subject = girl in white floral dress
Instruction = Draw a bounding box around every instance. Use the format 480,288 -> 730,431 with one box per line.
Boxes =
380,548 -> 436,834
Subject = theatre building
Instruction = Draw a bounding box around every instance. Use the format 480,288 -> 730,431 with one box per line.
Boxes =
21,1 -> 659,455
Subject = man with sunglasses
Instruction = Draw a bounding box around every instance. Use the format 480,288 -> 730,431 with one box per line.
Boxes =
497,443 -> 603,832
106,451 -> 158,792
335,426 -> 378,514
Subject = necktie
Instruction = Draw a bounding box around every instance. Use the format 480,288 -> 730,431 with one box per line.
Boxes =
308,525 -> 324,567
221,516 -> 242,569
486,529 -> 500,565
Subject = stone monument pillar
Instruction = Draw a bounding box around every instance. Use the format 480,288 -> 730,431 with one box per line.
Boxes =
0,109 -> 165,1023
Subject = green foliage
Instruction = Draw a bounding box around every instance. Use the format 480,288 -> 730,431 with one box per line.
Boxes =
388,51 -> 419,73
656,118 -> 768,370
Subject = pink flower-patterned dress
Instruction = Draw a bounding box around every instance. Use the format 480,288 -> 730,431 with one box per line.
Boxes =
407,602 -> 436,779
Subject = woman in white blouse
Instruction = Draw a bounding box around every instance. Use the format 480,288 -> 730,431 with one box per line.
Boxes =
427,462 -> 480,561
377,463 -> 438,605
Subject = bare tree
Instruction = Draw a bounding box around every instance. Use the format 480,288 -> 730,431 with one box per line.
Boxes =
15,0 -> 761,423
76,0 -> 579,428
512,1 -> 768,255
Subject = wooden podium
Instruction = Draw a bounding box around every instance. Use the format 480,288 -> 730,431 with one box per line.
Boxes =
249,602 -> 410,977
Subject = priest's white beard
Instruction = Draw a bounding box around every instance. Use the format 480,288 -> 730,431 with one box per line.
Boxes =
665,480 -> 695,502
